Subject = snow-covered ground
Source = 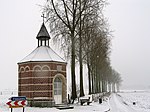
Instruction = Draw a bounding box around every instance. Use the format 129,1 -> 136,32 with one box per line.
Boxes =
0,92 -> 109,112
118,91 -> 150,112
109,93 -> 136,112
1,91 -> 150,112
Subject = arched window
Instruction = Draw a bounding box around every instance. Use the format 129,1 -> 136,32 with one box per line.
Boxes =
33,65 -> 42,72
19,67 -> 25,73
42,65 -> 50,71
54,77 -> 62,95
25,66 -> 30,72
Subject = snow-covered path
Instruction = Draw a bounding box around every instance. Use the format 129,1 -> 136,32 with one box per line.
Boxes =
109,94 -> 136,112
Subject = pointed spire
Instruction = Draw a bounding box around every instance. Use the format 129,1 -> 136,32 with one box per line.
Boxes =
36,14 -> 50,47
36,23 -> 50,39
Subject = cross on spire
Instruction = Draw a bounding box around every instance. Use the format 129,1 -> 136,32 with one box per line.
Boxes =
41,13 -> 46,23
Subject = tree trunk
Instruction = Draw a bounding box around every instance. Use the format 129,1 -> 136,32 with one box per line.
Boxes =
79,52 -> 84,97
79,0 -> 85,97
71,32 -> 77,101
108,83 -> 111,92
87,63 -> 91,94
95,66 -> 98,93
91,69 -> 94,93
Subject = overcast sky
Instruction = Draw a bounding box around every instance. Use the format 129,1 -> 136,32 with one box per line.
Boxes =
105,0 -> 150,89
0,0 -> 150,90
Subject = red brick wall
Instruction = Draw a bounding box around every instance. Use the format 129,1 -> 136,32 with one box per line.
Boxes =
18,62 -> 66,101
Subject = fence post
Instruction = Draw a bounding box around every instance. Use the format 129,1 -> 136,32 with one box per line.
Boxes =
23,107 -> 25,112
11,108 -> 13,112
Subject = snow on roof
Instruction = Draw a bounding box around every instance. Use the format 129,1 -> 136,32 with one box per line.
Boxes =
19,46 -> 66,63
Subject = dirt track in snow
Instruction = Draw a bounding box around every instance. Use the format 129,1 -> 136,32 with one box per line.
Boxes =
109,94 -> 136,112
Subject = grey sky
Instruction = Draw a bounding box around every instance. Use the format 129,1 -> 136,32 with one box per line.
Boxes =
0,0 -> 150,90
105,0 -> 150,89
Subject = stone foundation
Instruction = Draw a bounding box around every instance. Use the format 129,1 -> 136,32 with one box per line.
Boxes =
28,99 -> 55,107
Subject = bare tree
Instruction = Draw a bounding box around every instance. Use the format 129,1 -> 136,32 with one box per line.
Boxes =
110,69 -> 122,92
45,0 -> 82,102
44,0 -> 121,98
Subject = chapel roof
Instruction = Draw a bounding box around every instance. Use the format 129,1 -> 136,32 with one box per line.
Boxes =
36,23 -> 50,39
19,46 -> 66,63
19,22 -> 66,64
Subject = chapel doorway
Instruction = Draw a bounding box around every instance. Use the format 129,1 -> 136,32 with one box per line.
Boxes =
54,77 -> 62,104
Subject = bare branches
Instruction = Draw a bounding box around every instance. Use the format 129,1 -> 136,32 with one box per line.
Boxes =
51,0 -> 69,28
62,0 -> 71,29
44,0 -> 122,95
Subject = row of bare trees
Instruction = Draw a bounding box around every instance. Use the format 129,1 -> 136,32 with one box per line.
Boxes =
43,0 -> 122,103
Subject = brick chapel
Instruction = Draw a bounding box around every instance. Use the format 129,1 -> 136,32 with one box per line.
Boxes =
18,22 -> 67,107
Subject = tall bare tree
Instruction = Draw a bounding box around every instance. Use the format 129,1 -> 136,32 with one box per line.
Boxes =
45,0 -> 83,102
44,0 -> 122,98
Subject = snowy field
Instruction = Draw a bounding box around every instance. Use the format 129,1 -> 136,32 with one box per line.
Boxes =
118,91 -> 150,112
0,91 -> 150,112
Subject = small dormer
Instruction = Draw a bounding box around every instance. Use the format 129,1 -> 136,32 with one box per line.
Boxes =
36,23 -> 50,47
